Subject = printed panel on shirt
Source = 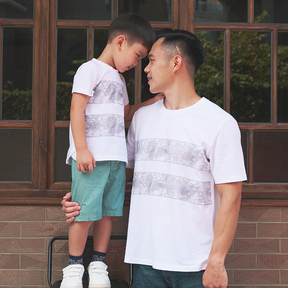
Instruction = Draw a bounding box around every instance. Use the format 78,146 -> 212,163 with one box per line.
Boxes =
135,139 -> 210,170
89,80 -> 124,105
132,172 -> 212,205
85,114 -> 125,138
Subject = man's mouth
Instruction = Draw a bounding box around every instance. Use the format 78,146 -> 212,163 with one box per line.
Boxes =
147,77 -> 152,84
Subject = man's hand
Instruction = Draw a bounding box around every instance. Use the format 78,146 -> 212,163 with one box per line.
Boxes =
61,192 -> 81,223
202,262 -> 228,288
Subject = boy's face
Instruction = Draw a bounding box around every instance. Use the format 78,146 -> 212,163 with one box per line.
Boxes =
116,41 -> 148,73
144,38 -> 172,94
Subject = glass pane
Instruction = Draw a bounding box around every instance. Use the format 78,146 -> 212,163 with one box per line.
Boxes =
241,130 -> 248,178
195,0 -> 248,23
195,31 -> 224,108
0,129 -> 32,182
230,31 -> 271,123
253,131 -> 288,183
255,0 -> 288,23
277,32 -> 288,123
0,0 -> 33,19
118,0 -> 172,22
54,128 -> 71,182
2,27 -> 33,120
94,29 -> 109,58
58,0 -> 112,20
57,28 -> 87,121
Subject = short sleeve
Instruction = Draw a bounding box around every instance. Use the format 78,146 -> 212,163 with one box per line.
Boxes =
72,61 -> 100,97
119,74 -> 129,106
209,117 -> 247,184
126,115 -> 136,169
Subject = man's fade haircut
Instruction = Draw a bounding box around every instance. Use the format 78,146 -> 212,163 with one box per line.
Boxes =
108,13 -> 155,52
159,29 -> 205,79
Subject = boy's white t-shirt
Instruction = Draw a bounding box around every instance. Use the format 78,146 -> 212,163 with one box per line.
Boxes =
124,97 -> 247,272
66,58 -> 129,165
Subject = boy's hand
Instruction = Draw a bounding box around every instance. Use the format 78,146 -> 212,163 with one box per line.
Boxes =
153,92 -> 165,102
61,192 -> 81,223
76,148 -> 96,173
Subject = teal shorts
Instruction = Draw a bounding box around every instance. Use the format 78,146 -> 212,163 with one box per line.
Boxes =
71,160 -> 126,222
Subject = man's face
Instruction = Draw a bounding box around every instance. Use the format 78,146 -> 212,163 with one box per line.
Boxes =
144,38 -> 172,94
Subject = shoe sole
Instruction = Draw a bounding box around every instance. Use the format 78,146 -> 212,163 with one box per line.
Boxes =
89,285 -> 110,288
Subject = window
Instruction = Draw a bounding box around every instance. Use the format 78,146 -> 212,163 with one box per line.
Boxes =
0,0 -> 287,203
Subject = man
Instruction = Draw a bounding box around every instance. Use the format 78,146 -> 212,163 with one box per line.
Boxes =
62,29 -> 247,288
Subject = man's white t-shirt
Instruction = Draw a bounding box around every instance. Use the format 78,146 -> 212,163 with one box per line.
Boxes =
66,58 -> 129,165
124,97 -> 247,272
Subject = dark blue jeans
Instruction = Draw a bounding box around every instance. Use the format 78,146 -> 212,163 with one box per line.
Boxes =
133,264 -> 205,288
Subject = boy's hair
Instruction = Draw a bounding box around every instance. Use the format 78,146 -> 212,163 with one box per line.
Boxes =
108,13 -> 155,52
158,29 -> 205,79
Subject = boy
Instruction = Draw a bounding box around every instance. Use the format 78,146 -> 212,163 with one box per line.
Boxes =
62,13 -> 162,288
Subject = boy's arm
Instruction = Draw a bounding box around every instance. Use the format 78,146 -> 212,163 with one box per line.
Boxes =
124,93 -> 164,122
202,181 -> 242,288
71,92 -> 96,173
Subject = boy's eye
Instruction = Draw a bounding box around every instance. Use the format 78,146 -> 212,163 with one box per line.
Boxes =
136,54 -> 140,58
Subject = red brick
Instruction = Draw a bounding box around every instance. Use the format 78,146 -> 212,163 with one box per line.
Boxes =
281,207 -> 288,222
235,223 -> 256,238
239,207 -> 280,222
227,269 -> 233,285
234,269 -> 279,285
281,269 -> 288,284
0,206 -> 45,221
258,223 -> 288,238
21,253 -> 53,269
106,254 -> 116,269
0,269 -> 44,285
46,206 -> 67,221
235,239 -> 279,253
257,254 -> 288,269
115,221 -> 128,235
21,222 -> 68,237
45,237 -> 69,253
107,240 -> 126,253
116,254 -> 129,270
0,222 -> 20,237
225,254 -> 256,269
0,254 -> 19,269
0,238 -> 44,253
281,239 -> 288,253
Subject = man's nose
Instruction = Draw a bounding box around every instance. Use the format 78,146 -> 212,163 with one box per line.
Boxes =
144,64 -> 149,73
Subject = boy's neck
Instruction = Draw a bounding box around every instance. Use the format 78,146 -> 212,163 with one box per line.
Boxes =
97,44 -> 116,69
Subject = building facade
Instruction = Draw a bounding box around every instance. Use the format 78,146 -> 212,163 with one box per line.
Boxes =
0,0 -> 288,286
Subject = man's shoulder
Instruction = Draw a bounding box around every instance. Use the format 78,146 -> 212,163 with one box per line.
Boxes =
201,97 -> 236,122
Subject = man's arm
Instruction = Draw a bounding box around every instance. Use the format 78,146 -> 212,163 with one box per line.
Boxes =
124,93 -> 164,122
202,181 -> 242,288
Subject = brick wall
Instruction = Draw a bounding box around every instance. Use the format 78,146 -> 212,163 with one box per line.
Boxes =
0,205 -> 287,287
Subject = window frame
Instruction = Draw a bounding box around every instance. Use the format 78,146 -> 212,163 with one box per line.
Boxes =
0,0 -> 287,205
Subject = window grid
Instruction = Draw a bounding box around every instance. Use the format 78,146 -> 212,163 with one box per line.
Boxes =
0,0 -> 287,203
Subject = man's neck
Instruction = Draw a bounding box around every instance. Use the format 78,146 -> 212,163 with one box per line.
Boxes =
163,82 -> 201,110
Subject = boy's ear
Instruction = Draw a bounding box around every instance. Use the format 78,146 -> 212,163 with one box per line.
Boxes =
116,35 -> 126,50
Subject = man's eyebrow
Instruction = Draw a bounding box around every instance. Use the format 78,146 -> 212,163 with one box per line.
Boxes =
148,53 -> 154,59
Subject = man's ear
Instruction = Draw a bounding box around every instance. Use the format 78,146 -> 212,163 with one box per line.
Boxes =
173,55 -> 183,71
116,35 -> 126,50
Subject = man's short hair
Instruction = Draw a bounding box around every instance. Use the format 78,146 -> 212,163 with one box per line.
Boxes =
159,29 -> 205,79
108,13 -> 155,52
